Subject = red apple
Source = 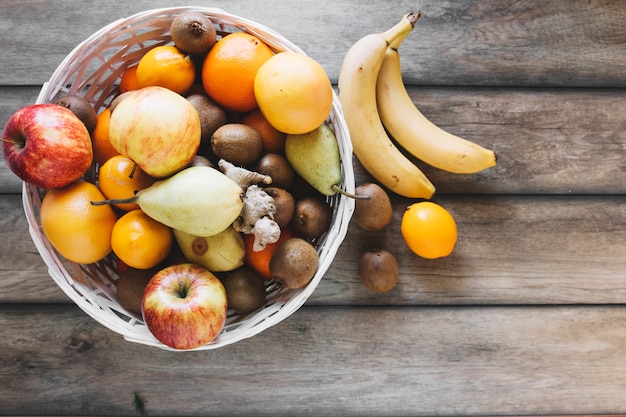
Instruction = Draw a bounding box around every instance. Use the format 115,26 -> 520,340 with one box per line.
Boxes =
141,263 -> 228,350
2,103 -> 93,188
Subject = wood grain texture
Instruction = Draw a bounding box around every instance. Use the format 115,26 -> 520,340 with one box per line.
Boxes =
3,193 -> 625,306
2,86 -> 625,195
3,304 -> 626,416
0,0 -> 624,87
1,1 -> 625,415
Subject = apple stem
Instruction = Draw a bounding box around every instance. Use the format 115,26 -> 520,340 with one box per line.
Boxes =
175,281 -> 189,298
91,197 -> 138,206
1,137 -> 21,145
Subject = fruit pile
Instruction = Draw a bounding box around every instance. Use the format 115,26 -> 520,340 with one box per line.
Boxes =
2,11 -> 345,350
339,12 -> 497,293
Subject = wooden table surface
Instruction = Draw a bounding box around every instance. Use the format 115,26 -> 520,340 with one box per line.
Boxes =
1,0 -> 626,415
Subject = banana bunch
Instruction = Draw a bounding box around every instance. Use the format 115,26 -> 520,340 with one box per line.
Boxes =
338,12 -> 496,199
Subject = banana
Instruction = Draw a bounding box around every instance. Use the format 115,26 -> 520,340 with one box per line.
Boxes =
376,46 -> 497,174
338,12 -> 435,199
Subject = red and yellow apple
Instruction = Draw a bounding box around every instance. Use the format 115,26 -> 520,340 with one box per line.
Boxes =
141,263 -> 228,350
108,86 -> 201,178
2,103 -> 93,188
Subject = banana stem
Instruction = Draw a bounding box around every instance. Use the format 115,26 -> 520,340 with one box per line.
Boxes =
385,11 -> 421,50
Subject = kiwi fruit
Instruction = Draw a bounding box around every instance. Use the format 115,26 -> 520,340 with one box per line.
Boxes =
55,95 -> 97,133
353,183 -> 393,231
187,93 -> 227,146
291,196 -> 332,240
211,123 -> 264,165
269,238 -> 319,289
116,268 -> 155,315
358,249 -> 398,293
253,153 -> 295,189
264,187 -> 295,228
170,11 -> 217,55
223,267 -> 267,313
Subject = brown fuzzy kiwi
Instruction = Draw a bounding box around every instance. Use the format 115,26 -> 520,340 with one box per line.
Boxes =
269,238 -> 319,289
264,187 -> 295,228
55,95 -> 97,133
170,11 -> 217,55
187,93 -> 227,146
291,196 -> 332,240
223,267 -> 267,313
253,153 -> 295,189
211,123 -> 264,166
358,249 -> 398,293
353,183 -> 393,231
116,268 -> 156,315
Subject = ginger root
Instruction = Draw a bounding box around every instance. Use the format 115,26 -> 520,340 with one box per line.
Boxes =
218,159 -> 281,252
218,159 -> 271,189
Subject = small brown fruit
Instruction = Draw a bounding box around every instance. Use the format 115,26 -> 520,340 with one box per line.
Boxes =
353,183 -> 393,231
170,11 -> 217,55
265,187 -> 295,229
116,268 -> 155,314
270,238 -> 319,289
211,123 -> 264,166
359,249 -> 398,293
223,267 -> 267,313
187,93 -> 227,146
291,196 -> 332,240
254,153 -> 295,189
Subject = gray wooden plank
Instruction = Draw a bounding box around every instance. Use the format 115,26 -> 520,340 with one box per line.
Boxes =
2,304 -> 626,416
2,86 -> 625,195
0,0 -> 624,87
3,193 -> 625,305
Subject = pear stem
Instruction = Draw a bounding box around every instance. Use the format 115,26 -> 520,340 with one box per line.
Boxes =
331,184 -> 370,200
91,197 -> 138,206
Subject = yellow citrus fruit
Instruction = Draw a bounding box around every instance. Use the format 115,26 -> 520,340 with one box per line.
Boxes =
201,32 -> 275,113
111,209 -> 173,270
239,108 -> 287,154
119,64 -> 139,93
400,201 -> 458,259
91,108 -> 120,166
254,51 -> 333,134
136,45 -> 196,95
97,155 -> 156,211
40,181 -> 118,264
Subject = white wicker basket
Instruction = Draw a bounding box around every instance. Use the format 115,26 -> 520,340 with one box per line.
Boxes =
23,7 -> 355,350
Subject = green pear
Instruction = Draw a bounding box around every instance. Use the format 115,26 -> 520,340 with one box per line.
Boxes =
174,226 -> 245,272
285,123 -> 345,196
92,166 -> 243,236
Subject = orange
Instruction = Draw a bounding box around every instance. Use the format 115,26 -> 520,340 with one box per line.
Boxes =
40,180 -> 118,264
98,155 -> 156,211
111,209 -> 173,270
239,108 -> 287,154
119,64 -> 139,93
244,227 -> 294,280
201,32 -> 274,113
254,51 -> 333,134
136,45 -> 196,95
91,108 -> 120,166
400,201 -> 457,259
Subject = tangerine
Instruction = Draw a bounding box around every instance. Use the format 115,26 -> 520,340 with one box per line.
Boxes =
119,64 -> 139,93
239,108 -> 287,154
98,155 -> 156,211
40,180 -> 118,264
136,45 -> 196,95
400,201 -> 457,259
254,51 -> 333,134
201,32 -> 274,113
111,209 -> 173,270
91,108 -> 120,166
244,227 -> 294,280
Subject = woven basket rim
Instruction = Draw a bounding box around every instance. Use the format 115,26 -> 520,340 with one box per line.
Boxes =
24,6 -> 355,351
